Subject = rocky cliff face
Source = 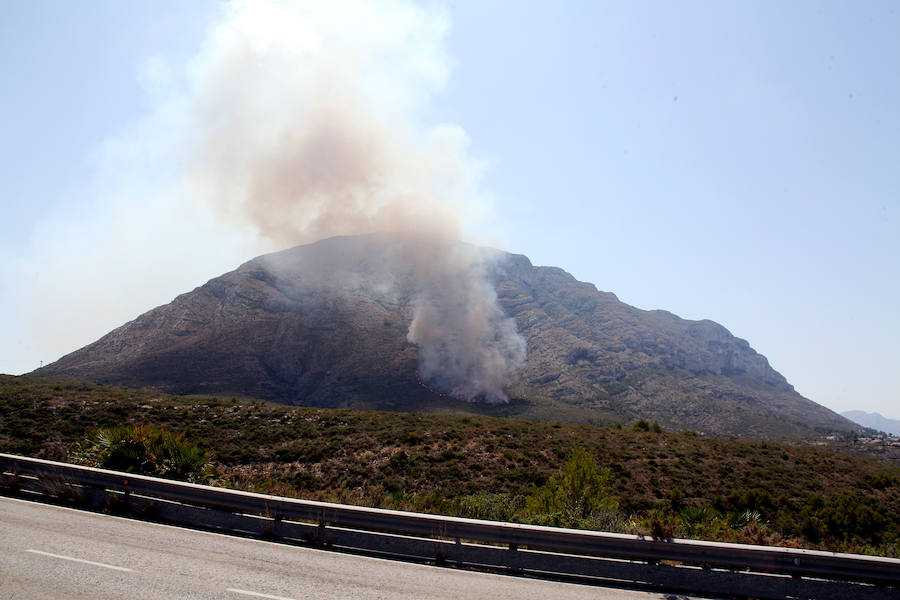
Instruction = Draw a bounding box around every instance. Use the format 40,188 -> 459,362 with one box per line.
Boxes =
39,234 -> 857,438
493,254 -> 792,389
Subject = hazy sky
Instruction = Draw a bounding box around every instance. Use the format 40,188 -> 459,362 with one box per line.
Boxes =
2,1 -> 898,419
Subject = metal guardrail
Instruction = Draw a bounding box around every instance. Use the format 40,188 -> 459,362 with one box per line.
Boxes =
2,452 -> 898,599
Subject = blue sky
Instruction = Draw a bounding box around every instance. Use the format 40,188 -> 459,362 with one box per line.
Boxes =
1,1 -> 898,419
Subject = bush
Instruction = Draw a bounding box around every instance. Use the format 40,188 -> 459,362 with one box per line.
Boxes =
679,504 -> 719,536
525,445 -> 618,525
643,507 -> 679,541
668,488 -> 686,511
73,424 -> 216,483
456,493 -> 525,522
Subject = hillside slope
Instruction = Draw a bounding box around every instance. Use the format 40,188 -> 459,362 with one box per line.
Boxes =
38,234 -> 856,438
2,376 -> 897,556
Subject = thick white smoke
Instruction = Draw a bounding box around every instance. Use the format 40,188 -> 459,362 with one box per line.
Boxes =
180,0 -> 525,401
406,241 -> 526,402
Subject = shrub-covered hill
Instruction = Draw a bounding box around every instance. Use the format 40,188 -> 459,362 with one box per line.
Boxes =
1,375 -> 898,557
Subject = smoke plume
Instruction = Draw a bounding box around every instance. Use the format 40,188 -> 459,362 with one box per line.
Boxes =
180,0 -> 525,401
406,241 -> 525,402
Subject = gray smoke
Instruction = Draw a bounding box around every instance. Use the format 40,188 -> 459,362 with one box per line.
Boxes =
181,1 -> 525,401
406,240 -> 525,402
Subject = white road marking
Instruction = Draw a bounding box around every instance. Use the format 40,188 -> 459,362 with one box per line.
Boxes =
227,588 -> 301,600
25,549 -> 133,572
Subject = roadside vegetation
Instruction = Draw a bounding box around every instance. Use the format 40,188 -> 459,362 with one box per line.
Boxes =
2,375 -> 898,557
72,423 -> 218,483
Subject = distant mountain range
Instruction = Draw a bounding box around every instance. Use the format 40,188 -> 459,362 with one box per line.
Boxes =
37,234 -> 858,439
842,410 -> 900,436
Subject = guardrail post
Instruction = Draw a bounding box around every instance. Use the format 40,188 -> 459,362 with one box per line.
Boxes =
272,515 -> 283,540
508,542 -> 521,574
317,519 -> 327,546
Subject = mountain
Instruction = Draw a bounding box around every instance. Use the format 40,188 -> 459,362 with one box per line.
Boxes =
37,234 -> 858,438
842,411 -> 900,436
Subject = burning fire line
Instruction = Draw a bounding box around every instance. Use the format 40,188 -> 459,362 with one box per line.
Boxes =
415,369 -> 462,401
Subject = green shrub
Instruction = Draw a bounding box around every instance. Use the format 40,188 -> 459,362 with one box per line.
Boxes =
456,493 -> 525,522
668,488 -> 686,511
679,504 -> 719,534
73,423 -> 216,483
525,445 -> 618,525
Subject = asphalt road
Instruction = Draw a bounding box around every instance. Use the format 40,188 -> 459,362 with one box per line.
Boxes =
0,496 -> 694,600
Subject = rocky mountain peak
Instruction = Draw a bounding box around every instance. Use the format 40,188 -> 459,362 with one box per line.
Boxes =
38,234 -> 856,438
